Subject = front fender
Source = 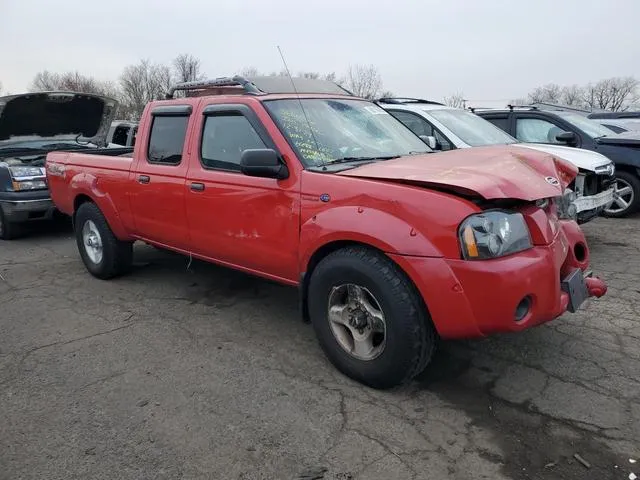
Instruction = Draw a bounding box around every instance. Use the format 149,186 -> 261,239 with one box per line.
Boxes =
70,172 -> 131,240
299,206 -> 443,271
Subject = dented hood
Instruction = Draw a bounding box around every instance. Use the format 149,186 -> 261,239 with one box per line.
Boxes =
338,145 -> 577,201
0,91 -> 118,147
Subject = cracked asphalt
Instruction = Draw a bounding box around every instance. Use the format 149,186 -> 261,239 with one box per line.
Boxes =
1,216 -> 639,480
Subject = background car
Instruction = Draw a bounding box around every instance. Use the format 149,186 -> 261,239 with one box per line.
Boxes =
376,98 -> 615,224
476,105 -> 640,218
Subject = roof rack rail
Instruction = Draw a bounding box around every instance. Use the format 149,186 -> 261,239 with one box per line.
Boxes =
377,97 -> 445,106
166,76 -> 261,99
528,102 -> 591,113
507,104 -> 538,111
467,106 -> 497,113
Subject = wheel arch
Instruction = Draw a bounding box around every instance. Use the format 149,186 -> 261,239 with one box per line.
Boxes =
298,240 -> 430,324
71,192 -> 130,240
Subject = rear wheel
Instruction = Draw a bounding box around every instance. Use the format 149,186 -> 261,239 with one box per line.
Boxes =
0,207 -> 20,240
308,246 -> 436,389
603,171 -> 640,218
74,202 -> 133,279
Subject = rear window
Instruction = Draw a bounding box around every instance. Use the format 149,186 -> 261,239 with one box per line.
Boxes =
147,116 -> 189,165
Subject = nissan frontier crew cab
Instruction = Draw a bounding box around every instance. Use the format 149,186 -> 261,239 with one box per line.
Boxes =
45,76 -> 608,389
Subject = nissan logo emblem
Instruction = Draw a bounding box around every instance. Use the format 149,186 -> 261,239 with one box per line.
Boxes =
545,176 -> 560,186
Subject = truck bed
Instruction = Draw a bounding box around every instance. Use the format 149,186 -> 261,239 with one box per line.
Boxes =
46,148 -> 136,221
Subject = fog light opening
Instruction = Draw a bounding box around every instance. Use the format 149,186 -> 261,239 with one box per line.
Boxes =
515,296 -> 532,322
574,242 -> 587,263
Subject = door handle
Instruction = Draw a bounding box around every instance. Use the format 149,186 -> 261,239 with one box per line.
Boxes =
138,175 -> 150,184
190,182 -> 205,192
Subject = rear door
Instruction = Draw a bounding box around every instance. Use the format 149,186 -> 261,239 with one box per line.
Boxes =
129,104 -> 193,250
184,102 -> 300,282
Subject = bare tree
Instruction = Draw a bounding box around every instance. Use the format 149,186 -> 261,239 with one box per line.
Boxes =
528,83 -> 563,104
526,76 -> 639,112
173,54 -> 203,83
30,70 -> 116,97
583,77 -> 639,111
30,71 -> 62,91
119,60 -> 174,119
344,64 -> 383,99
561,85 -> 585,107
444,92 -> 465,109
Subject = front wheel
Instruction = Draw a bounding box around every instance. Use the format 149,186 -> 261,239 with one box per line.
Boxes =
74,202 -> 133,279
308,246 -> 437,389
0,207 -> 20,240
603,171 -> 640,218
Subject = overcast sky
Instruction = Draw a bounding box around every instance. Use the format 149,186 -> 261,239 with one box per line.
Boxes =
1,0 -> 639,106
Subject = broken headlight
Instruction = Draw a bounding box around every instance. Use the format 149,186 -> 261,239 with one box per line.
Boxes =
459,211 -> 532,260
555,188 -> 578,220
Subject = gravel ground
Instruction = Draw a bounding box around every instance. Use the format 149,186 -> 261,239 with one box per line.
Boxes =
0,216 -> 638,480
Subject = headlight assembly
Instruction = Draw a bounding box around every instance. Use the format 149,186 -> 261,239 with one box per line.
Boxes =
459,211 -> 532,260
9,166 -> 44,178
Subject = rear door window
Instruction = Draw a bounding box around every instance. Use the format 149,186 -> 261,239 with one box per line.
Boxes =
147,116 -> 190,165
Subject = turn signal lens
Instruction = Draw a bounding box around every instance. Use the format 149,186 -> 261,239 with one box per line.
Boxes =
462,226 -> 479,258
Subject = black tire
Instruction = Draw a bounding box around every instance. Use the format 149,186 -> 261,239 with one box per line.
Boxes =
74,202 -> 133,279
0,207 -> 20,240
308,246 -> 437,390
603,170 -> 640,218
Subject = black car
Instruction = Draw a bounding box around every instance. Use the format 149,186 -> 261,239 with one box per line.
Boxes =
0,91 -> 119,239
477,106 -> 640,218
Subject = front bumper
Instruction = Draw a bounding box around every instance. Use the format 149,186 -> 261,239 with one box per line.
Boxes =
0,190 -> 55,222
389,220 -> 607,339
574,187 -> 614,213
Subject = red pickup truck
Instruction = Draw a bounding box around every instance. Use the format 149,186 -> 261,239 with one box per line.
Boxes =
46,76 -> 607,389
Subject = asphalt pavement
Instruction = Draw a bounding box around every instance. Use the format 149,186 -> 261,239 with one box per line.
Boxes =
1,216 -> 638,480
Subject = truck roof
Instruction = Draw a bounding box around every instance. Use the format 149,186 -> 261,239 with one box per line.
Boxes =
164,75 -> 354,100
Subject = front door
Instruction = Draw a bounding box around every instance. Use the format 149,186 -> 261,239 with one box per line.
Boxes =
129,105 -> 193,250
184,103 -> 300,282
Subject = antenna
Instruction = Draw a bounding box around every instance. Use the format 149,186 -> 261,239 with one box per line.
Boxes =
276,45 -> 323,165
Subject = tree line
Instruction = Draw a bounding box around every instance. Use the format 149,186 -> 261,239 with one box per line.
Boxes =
444,77 -> 640,112
3,59 -> 638,116
12,55 -> 392,120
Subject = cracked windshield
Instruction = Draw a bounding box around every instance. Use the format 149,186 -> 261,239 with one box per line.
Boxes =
265,98 -> 430,166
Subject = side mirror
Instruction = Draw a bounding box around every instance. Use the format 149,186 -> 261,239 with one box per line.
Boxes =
240,149 -> 289,180
419,135 -> 439,150
555,131 -> 578,146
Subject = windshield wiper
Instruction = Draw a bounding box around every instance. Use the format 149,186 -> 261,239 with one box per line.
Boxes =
327,155 -> 401,165
39,143 -> 92,150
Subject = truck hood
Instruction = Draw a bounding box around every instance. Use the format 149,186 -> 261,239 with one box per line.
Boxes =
338,145 -> 577,201
594,131 -> 640,147
514,143 -> 613,171
0,91 -> 118,148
